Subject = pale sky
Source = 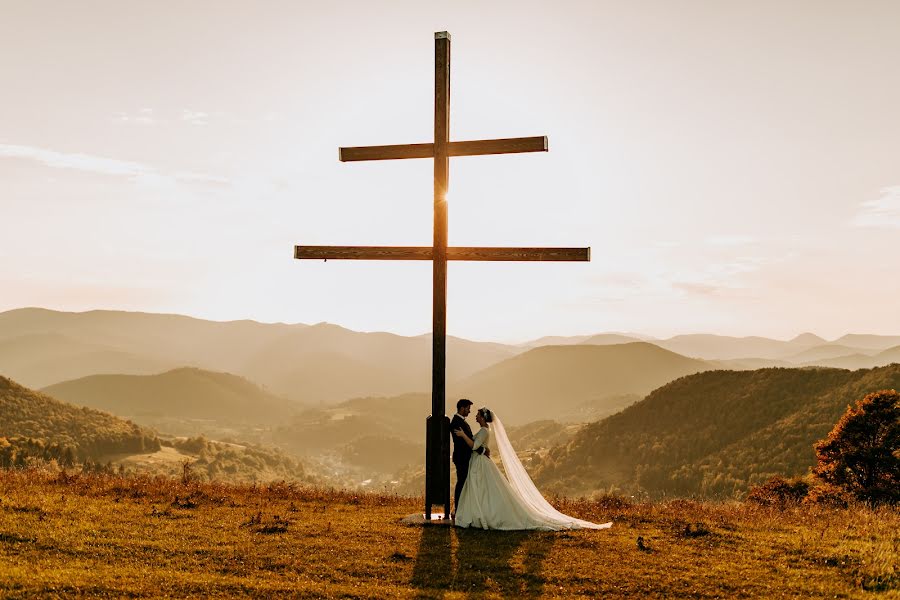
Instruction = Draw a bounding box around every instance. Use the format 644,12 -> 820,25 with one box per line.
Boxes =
2,1 -> 899,343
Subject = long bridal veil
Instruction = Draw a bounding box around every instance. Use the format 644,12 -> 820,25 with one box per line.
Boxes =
491,414 -> 612,530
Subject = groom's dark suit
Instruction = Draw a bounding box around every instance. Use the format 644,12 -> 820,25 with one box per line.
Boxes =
450,412 -> 485,514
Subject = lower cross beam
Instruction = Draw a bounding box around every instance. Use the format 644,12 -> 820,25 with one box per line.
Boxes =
295,246 -> 590,261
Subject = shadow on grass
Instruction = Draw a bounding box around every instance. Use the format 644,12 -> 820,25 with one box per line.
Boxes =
410,526 -> 554,598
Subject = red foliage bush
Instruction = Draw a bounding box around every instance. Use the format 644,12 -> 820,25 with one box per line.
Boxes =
813,389 -> 899,505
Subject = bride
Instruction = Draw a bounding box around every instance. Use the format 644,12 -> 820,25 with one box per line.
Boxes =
453,407 -> 612,531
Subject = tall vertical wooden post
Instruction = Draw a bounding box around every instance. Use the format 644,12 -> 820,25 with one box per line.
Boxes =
425,31 -> 451,519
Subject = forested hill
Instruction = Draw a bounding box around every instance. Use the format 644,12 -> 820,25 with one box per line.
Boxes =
42,367 -> 300,425
532,364 -> 900,499
0,376 -> 159,465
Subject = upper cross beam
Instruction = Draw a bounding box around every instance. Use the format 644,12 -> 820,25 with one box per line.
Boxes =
339,136 -> 548,162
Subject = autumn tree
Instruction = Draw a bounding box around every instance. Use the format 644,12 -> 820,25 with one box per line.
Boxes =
813,389 -> 899,505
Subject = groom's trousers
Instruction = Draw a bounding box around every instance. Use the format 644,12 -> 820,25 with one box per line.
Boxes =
453,458 -> 468,513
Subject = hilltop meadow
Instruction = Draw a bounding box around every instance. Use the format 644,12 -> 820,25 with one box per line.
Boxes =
0,469 -> 896,598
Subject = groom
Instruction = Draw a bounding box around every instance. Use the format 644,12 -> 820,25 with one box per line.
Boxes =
450,398 -> 488,517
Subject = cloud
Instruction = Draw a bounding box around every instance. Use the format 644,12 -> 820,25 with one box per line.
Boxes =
0,144 -> 151,177
181,109 -> 209,126
669,256 -> 768,297
0,144 -> 229,186
113,108 -> 156,125
671,281 -> 720,296
851,186 -> 900,229
704,234 -> 757,246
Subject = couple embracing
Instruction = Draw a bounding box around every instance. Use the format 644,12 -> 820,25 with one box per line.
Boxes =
450,398 -> 612,531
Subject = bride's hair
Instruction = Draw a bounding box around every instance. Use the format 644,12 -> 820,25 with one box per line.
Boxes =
478,407 -> 494,423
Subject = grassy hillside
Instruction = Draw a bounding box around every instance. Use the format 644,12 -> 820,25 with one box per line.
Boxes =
0,376 -> 160,462
0,469 -> 894,597
534,365 -> 900,498
43,368 -> 300,426
455,343 -> 712,424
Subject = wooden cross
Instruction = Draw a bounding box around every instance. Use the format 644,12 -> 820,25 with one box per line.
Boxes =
295,32 -> 590,519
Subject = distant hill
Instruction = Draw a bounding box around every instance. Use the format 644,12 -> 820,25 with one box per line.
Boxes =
651,333 -> 900,368
517,334 -> 594,348
0,307 -> 301,372
0,333 -> 178,389
42,368 -> 300,426
875,345 -> 900,364
803,346 -> 900,370
454,342 -> 712,424
0,376 -> 159,462
271,393 -> 429,486
240,325 -> 518,402
801,354 -> 880,370
789,332 -> 827,346
519,332 -> 654,349
580,334 -> 643,345
709,357 -> 791,370
833,334 -> 900,351
0,308 -> 520,400
273,392 -> 427,453
785,344 -> 873,363
654,334 -> 816,360
505,420 -> 581,452
533,364 -> 900,498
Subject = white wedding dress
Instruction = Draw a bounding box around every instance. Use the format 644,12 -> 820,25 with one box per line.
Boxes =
454,415 -> 612,531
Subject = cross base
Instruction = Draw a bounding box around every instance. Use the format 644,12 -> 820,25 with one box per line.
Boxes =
424,415 -> 451,519
400,512 -> 454,526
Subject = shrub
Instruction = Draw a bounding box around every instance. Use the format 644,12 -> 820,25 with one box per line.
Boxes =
803,483 -> 852,508
813,389 -> 899,505
746,476 -> 809,507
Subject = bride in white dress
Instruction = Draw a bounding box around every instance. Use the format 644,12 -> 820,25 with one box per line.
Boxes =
453,407 -> 612,531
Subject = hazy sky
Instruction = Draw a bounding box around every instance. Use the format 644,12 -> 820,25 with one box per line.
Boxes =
2,1 -> 899,343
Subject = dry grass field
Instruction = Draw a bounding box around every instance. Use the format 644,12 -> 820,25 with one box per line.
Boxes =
0,469 -> 896,598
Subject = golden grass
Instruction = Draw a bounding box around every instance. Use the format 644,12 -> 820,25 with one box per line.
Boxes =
0,469 -> 896,598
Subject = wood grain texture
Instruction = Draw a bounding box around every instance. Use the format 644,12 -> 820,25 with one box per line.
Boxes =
295,246 -> 591,261
428,31 -> 452,519
338,136 -> 548,162
449,136 -> 547,157
339,143 -> 434,162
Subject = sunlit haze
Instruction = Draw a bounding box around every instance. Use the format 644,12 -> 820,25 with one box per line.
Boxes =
2,1 -> 899,343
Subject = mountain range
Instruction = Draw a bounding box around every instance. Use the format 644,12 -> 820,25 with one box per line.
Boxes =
3,305 -> 899,497
4,308 -> 899,410
0,308 -> 516,401
3,307 -> 900,434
